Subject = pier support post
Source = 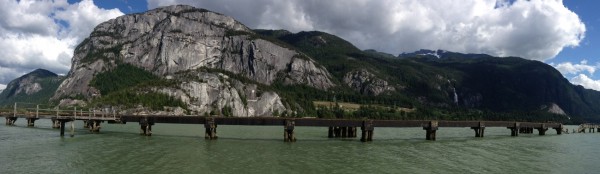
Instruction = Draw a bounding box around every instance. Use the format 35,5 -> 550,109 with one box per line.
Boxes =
530,127 -> 534,134
508,122 -> 520,136
56,118 -> 73,137
284,120 -> 296,142
139,118 -> 153,136
59,120 -> 66,136
334,127 -> 341,138
423,121 -> 438,141
86,120 -> 94,130
52,119 -> 61,129
361,120 -> 374,142
70,121 -> 75,137
341,127 -> 347,138
554,124 -> 563,135
328,127 -> 334,138
26,118 -> 38,127
471,122 -> 485,137
56,119 -> 75,137
83,120 -> 89,128
204,117 -> 217,140
6,117 -> 17,126
90,121 -> 102,133
536,124 -> 548,135
348,127 -> 356,138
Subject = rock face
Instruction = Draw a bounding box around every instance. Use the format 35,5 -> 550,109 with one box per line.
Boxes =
543,103 -> 567,115
52,5 -> 334,116
156,72 -> 286,116
343,69 -> 395,96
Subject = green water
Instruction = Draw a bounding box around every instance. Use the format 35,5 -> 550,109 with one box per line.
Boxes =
0,119 -> 597,173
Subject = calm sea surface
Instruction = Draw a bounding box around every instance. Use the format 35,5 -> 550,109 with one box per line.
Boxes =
0,119 -> 598,173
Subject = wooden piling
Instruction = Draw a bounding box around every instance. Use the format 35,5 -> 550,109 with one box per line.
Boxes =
508,122 -> 520,136
536,124 -> 548,135
70,121 -> 75,137
145,125 -> 152,136
26,118 -> 38,127
361,120 -> 374,142
328,127 -> 334,138
59,121 -> 66,136
284,120 -> 296,142
204,117 -> 217,140
52,119 -> 61,129
139,118 -> 152,136
554,124 -> 563,135
6,117 -> 17,126
423,121 -> 438,141
92,121 -> 101,133
348,127 -> 356,138
471,121 -> 485,138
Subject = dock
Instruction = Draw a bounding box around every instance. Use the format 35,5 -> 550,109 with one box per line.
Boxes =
0,102 -> 576,142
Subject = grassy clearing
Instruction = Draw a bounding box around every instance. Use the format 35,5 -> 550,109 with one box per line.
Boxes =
313,101 -> 415,112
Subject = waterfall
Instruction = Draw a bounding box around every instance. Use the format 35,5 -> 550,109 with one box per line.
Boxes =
453,87 -> 458,104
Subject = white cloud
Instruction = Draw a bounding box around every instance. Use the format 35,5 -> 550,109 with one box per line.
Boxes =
0,84 -> 5,91
54,0 -> 124,43
0,0 -> 123,85
552,60 -> 597,75
148,0 -> 585,61
571,74 -> 600,91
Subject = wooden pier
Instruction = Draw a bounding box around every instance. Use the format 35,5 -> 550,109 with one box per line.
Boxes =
1,112 -> 568,142
0,103 -> 578,142
577,123 -> 600,133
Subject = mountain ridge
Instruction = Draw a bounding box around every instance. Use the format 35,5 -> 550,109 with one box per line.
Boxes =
0,5 -> 598,123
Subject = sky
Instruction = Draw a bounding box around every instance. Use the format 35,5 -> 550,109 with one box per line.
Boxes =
0,0 -> 599,91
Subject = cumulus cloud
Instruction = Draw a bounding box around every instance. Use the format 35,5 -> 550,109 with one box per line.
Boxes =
551,60 -> 597,75
148,0 -> 585,61
571,74 -> 600,91
550,59 -> 600,91
0,0 -> 123,85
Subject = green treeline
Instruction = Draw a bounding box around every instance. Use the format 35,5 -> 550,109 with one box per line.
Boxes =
89,63 -> 186,111
90,63 -> 160,95
91,89 -> 187,111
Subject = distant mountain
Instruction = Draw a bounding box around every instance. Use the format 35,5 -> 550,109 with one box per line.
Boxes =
255,30 -> 600,123
3,5 -> 597,123
0,69 -> 64,106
